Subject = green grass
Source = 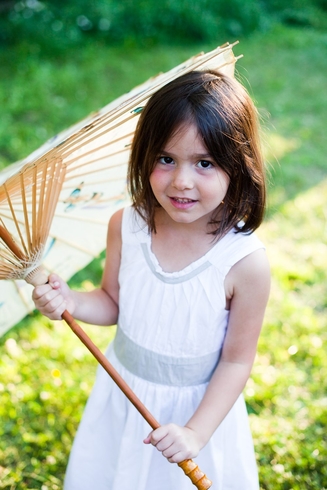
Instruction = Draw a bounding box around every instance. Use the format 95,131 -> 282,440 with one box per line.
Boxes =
252,180 -> 327,489
0,24 -> 327,489
236,26 -> 327,209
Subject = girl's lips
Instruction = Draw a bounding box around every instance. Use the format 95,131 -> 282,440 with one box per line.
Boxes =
169,197 -> 197,209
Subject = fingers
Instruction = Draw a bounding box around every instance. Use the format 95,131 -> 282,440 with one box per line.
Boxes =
32,274 -> 69,320
33,287 -> 66,319
143,434 -> 152,444
144,424 -> 200,464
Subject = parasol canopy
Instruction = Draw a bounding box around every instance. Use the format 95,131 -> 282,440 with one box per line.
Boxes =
0,42 -> 238,336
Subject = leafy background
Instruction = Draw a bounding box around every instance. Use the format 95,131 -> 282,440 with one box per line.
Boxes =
0,1 -> 326,488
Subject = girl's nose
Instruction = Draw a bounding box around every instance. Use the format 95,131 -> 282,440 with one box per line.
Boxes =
171,166 -> 194,190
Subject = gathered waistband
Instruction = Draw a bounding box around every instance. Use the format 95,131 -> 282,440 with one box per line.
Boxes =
113,326 -> 221,387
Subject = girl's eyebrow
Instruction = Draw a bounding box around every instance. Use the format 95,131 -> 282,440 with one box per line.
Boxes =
159,150 -> 213,159
194,153 -> 214,159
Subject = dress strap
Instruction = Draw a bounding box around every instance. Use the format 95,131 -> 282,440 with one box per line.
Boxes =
210,230 -> 265,278
121,206 -> 148,245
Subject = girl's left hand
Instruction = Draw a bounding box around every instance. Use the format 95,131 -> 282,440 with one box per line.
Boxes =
143,424 -> 201,463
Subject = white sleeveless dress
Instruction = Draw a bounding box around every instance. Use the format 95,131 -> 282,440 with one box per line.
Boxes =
64,206 -> 264,490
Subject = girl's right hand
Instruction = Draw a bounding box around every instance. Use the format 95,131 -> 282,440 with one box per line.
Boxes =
32,273 -> 75,320
143,424 -> 202,463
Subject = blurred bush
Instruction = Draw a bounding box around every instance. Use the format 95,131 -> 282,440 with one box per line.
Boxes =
0,0 -> 327,52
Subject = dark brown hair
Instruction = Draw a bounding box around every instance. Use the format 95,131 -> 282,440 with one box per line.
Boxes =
128,70 -> 266,237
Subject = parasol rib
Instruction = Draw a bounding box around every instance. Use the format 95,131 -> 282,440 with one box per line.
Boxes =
36,161 -> 49,247
20,171 -> 32,251
32,165 -> 37,247
64,148 -> 130,177
62,121 -> 136,163
3,184 -> 28,255
63,138 -> 132,170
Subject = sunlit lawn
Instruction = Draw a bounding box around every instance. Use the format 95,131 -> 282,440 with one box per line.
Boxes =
0,24 -> 326,489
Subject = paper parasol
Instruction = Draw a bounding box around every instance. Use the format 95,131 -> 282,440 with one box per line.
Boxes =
0,42 -> 239,489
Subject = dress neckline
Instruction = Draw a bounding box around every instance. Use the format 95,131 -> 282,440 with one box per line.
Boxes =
143,228 -> 228,279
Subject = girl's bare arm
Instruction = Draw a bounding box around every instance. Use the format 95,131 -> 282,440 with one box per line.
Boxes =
32,209 -> 123,327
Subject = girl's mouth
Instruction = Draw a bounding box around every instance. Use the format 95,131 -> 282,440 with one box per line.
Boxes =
173,198 -> 195,203
169,197 -> 197,208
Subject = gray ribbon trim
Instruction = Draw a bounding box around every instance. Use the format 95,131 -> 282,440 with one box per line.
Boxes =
141,243 -> 212,284
114,326 -> 221,386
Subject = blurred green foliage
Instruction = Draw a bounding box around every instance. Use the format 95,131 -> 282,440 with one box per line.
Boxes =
0,12 -> 327,490
252,180 -> 327,488
0,0 -> 327,51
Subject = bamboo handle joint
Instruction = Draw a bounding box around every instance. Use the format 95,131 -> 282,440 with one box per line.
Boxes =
178,459 -> 212,489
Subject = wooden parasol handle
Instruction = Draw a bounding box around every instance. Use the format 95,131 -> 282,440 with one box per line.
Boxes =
62,310 -> 158,428
178,460 -> 212,490
62,311 -> 212,490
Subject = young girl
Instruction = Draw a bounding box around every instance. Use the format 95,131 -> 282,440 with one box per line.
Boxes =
33,70 -> 270,490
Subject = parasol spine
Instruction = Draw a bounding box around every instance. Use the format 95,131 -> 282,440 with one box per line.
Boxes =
20,171 -> 32,252
3,182 -> 29,255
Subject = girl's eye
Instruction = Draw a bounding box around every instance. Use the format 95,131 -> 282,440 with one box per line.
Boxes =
197,160 -> 213,169
158,156 -> 174,165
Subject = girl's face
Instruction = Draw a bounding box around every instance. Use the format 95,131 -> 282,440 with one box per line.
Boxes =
149,122 -> 230,229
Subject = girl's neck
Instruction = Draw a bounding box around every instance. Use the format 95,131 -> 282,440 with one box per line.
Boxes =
150,208 -> 218,273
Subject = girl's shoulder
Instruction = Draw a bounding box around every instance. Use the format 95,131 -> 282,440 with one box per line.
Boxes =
109,206 -> 143,230
224,246 -> 270,313
112,206 -> 148,245
210,227 -> 265,273
106,208 -> 125,251
109,207 -> 124,227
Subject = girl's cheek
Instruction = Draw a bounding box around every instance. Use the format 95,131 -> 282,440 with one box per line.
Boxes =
151,165 -> 167,176
150,166 -> 168,186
